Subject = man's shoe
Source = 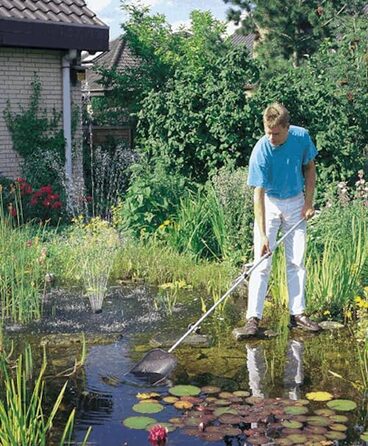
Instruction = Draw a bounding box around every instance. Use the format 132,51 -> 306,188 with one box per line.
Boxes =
290,314 -> 321,332
244,317 -> 260,337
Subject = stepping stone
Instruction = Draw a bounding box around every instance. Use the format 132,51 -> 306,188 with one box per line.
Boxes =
319,321 -> 345,330
149,334 -> 210,348
232,327 -> 278,341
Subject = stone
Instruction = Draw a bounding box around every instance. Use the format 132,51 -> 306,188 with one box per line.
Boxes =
149,334 -> 210,348
319,321 -> 345,330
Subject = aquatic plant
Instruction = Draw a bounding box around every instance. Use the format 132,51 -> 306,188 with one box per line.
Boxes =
155,280 -> 192,315
0,346 -> 91,446
306,214 -> 367,318
0,188 -> 47,323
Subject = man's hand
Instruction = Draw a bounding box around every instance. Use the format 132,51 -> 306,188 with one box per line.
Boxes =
301,204 -> 315,220
260,234 -> 271,257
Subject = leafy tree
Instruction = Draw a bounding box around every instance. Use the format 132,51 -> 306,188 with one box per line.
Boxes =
224,0 -> 366,66
250,16 -> 368,201
137,44 -> 259,181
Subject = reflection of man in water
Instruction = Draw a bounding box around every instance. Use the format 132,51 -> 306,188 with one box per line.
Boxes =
246,340 -> 304,400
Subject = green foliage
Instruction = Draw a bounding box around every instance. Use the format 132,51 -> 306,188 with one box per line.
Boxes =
0,347 -> 90,446
4,76 -> 65,160
251,19 -> 368,201
138,45 -> 259,180
224,0 -> 366,66
117,161 -> 191,236
4,76 -> 67,201
111,236 -> 236,303
306,201 -> 368,319
0,190 -> 47,323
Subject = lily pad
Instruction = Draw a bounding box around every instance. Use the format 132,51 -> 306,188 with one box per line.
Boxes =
314,408 -> 335,416
219,391 -> 233,399
163,396 -> 179,404
146,422 -> 176,432
330,423 -> 348,431
281,420 -> 303,429
306,391 -> 333,402
304,426 -> 328,435
218,414 -> 243,424
213,407 -> 237,417
284,405 -> 309,415
326,399 -> 357,411
180,396 -> 202,404
213,398 -> 231,406
329,414 -> 348,423
286,433 -> 308,444
174,400 -> 193,410
169,385 -> 201,397
233,390 -> 250,397
123,416 -> 157,429
306,415 -> 332,427
201,386 -> 221,394
136,392 -> 160,400
274,439 -> 293,445
294,399 -> 310,406
325,430 -> 347,440
132,402 -> 164,414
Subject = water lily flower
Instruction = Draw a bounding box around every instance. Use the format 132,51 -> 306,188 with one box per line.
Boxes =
148,424 -> 168,445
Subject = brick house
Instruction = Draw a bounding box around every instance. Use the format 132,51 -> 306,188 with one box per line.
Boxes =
0,0 -> 109,183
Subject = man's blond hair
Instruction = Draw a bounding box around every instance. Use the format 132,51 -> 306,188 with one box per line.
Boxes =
263,103 -> 290,128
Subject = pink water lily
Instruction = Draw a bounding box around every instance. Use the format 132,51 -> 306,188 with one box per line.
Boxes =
148,424 -> 168,445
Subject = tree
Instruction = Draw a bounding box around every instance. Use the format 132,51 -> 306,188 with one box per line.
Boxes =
224,0 -> 366,66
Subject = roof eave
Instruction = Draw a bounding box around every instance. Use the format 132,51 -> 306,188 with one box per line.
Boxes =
0,18 -> 109,52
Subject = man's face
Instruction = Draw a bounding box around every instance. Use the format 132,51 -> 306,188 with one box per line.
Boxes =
264,124 -> 289,147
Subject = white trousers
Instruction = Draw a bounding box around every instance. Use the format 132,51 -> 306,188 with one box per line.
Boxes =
246,193 -> 307,319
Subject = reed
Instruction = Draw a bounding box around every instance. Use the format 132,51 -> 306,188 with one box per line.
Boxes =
0,189 -> 47,323
0,346 -> 90,446
306,215 -> 367,317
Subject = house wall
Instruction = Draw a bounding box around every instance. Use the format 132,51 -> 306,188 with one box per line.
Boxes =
0,47 -> 83,185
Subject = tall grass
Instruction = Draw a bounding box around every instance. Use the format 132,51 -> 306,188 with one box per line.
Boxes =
113,238 -> 237,313
306,214 -> 368,317
0,191 -> 47,323
0,346 -> 91,446
269,245 -> 288,310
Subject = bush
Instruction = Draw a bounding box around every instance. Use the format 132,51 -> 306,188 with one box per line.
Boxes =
117,161 -> 193,236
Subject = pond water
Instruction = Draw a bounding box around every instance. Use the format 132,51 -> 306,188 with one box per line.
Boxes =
4,285 -> 367,445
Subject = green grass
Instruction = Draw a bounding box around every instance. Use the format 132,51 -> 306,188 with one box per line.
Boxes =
0,192 -> 47,323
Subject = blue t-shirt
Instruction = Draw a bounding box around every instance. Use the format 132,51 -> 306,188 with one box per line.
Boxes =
247,125 -> 318,199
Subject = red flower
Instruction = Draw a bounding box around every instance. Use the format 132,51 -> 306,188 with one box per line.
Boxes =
42,198 -> 51,207
51,201 -> 62,209
49,193 -> 60,201
30,196 -> 38,206
148,425 -> 168,445
39,185 -> 53,195
16,178 -> 26,183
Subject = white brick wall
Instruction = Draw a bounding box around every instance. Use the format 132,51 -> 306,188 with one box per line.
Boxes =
0,48 -> 83,183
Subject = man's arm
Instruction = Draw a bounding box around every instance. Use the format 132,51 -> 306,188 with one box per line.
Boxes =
302,160 -> 316,220
254,187 -> 270,256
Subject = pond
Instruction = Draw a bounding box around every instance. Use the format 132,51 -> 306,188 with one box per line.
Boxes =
4,285 -> 367,446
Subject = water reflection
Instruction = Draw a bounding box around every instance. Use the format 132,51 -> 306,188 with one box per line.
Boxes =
246,339 -> 304,400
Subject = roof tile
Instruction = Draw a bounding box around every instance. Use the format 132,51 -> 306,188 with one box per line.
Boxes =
0,0 -> 107,27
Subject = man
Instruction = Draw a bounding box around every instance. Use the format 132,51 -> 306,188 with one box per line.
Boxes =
244,102 -> 321,336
